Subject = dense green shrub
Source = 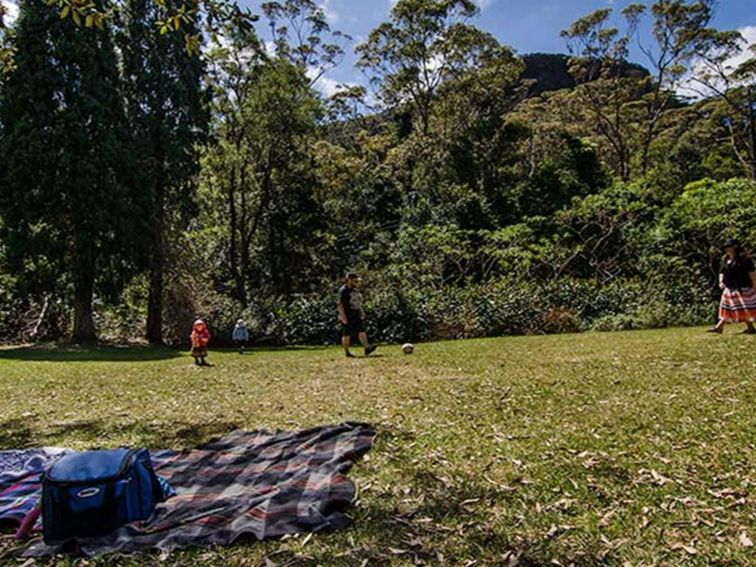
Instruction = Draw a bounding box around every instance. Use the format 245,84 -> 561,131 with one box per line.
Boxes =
183,274 -> 715,346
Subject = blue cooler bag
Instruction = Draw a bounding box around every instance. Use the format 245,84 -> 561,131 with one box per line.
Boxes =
42,448 -> 164,544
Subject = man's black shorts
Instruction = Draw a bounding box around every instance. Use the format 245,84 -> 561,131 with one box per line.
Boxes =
341,317 -> 365,337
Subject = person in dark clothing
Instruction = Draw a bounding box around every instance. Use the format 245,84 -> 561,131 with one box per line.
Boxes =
337,272 -> 377,358
708,238 -> 756,334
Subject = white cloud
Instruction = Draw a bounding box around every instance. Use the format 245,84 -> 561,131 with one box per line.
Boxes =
678,25 -> 756,99
725,25 -> 756,71
2,0 -> 19,26
319,0 -> 339,24
316,76 -> 344,97
307,66 -> 361,98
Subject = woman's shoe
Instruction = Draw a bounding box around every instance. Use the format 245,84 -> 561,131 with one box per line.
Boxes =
740,328 -> 756,335
706,327 -> 723,334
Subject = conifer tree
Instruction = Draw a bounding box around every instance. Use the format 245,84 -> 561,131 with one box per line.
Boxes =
119,0 -> 208,344
0,0 -> 137,343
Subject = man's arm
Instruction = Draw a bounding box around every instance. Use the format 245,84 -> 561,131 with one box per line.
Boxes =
337,290 -> 348,324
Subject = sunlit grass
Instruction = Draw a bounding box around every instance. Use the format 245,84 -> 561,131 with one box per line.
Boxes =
1,327 -> 754,565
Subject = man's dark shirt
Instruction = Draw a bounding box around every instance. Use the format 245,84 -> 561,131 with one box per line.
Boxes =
338,285 -> 363,322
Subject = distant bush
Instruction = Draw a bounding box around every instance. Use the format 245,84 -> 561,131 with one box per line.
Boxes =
185,275 -> 715,346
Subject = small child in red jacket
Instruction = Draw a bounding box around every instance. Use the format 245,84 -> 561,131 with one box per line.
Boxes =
190,319 -> 211,366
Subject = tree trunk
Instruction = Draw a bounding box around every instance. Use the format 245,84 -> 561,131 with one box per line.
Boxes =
146,187 -> 165,345
146,256 -> 164,344
72,271 -> 96,344
748,86 -> 756,180
228,159 -> 246,305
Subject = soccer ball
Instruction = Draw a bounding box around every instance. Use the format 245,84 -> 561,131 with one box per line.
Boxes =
402,343 -> 415,355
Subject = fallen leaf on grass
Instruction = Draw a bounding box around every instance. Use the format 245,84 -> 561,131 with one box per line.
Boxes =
551,497 -> 576,512
545,524 -> 575,539
651,469 -> 672,485
599,508 -> 616,526
670,543 -> 698,555
483,475 -> 517,492
739,532 -> 753,548
501,550 -> 521,566
707,488 -> 744,499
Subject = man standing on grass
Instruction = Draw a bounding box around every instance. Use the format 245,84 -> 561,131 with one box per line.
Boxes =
338,272 -> 377,358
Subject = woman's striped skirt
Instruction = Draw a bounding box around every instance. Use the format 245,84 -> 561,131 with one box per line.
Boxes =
719,287 -> 756,322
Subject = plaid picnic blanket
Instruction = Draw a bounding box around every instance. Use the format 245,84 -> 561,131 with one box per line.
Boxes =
6,422 -> 374,557
0,447 -> 69,526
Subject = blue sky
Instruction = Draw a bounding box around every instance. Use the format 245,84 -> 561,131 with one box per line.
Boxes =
244,0 -> 756,97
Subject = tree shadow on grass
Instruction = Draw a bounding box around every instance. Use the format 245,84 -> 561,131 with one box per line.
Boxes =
213,345 -> 328,354
0,416 -> 242,451
0,344 -> 182,362
295,424 -> 605,566
0,418 -> 35,449
296,463 -> 564,567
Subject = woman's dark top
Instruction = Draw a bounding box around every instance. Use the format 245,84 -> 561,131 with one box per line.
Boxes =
720,255 -> 755,290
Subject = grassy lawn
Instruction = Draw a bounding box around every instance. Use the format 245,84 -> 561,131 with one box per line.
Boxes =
0,327 -> 754,566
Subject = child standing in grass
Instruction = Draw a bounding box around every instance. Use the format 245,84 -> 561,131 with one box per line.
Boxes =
190,319 -> 211,366
232,319 -> 249,354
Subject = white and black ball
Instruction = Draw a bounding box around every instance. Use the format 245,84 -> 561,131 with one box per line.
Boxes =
402,343 -> 415,355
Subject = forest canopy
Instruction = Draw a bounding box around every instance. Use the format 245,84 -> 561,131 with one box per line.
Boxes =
0,0 -> 754,345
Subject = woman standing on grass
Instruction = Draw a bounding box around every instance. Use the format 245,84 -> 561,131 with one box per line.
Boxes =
708,239 -> 756,334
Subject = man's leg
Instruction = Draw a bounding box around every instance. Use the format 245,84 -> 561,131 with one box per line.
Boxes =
342,334 -> 354,357
359,332 -> 377,356
358,332 -> 368,348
